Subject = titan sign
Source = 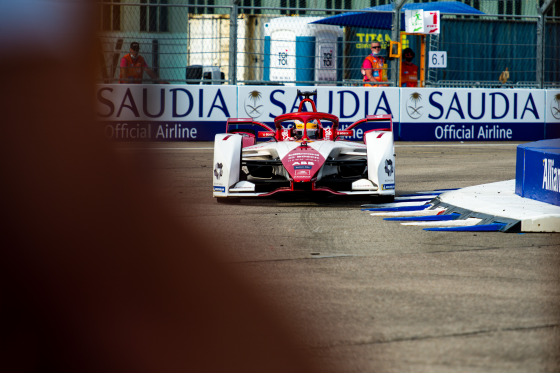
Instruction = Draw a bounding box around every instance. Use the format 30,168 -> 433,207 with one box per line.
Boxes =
96,85 -> 559,141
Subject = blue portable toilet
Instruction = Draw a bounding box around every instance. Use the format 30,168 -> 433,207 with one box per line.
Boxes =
264,17 -> 343,86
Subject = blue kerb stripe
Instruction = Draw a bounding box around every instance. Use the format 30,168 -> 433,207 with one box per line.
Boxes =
361,205 -> 430,212
424,223 -> 507,232
384,213 -> 460,221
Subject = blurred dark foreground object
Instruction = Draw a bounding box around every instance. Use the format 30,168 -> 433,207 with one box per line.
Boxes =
0,1 -> 321,372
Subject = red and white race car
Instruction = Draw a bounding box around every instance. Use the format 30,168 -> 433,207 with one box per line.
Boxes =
212,91 -> 395,202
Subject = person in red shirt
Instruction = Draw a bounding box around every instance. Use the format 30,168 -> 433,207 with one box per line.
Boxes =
119,42 -> 160,84
400,48 -> 418,87
362,42 -> 388,87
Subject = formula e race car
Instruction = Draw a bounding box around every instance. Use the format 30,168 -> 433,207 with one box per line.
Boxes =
212,91 -> 395,202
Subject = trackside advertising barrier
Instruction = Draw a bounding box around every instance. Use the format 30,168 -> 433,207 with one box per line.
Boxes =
547,91 -> 560,139
96,85 -> 560,141
515,139 -> 560,206
97,85 -> 237,141
238,86 -> 400,141
400,88 -> 547,141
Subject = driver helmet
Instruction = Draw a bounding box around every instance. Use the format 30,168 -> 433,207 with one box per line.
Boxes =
294,119 -> 318,139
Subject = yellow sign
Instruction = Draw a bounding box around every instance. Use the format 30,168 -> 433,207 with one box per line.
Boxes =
355,33 -> 409,49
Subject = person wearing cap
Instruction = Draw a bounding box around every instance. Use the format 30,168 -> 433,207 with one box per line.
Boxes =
119,42 -> 160,83
362,42 -> 388,87
400,47 -> 418,87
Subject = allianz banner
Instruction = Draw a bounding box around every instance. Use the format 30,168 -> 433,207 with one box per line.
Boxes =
96,84 -> 558,141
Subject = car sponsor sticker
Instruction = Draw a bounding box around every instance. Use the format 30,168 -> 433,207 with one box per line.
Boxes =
214,162 -> 223,180
294,165 -> 312,169
295,170 -> 311,176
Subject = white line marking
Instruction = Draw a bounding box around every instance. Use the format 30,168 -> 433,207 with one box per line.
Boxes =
401,218 -> 482,226
370,208 -> 445,217
369,201 -> 432,208
121,143 -> 520,151
118,147 -> 214,151
152,147 -> 214,150
395,195 -> 438,201
395,143 -> 520,148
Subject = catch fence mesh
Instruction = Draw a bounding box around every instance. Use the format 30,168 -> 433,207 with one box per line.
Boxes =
97,0 -> 559,87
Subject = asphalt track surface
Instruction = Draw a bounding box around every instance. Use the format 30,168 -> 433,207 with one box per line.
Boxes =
122,141 -> 560,372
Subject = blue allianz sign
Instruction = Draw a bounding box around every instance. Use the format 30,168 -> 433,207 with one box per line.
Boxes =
516,139 -> 560,206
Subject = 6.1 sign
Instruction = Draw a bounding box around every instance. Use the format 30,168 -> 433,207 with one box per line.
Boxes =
429,51 -> 447,68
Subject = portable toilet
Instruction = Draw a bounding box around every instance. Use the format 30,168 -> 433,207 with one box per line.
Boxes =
263,17 -> 343,86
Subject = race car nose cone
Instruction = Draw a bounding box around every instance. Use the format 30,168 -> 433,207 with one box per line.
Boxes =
282,146 -> 325,182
